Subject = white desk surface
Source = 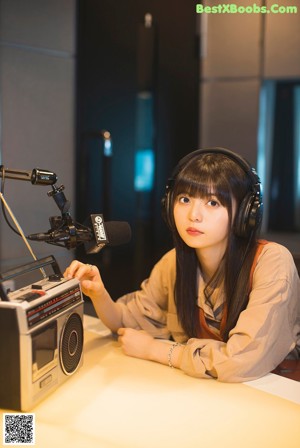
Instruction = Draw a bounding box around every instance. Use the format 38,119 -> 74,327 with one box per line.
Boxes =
1,314 -> 300,448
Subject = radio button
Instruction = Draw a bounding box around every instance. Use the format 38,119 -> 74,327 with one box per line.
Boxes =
31,284 -> 43,290
40,375 -> 52,389
48,274 -> 62,282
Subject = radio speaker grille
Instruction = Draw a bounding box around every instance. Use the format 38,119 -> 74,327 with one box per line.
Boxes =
60,313 -> 83,375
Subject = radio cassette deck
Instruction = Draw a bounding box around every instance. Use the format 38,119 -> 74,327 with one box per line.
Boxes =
0,256 -> 84,411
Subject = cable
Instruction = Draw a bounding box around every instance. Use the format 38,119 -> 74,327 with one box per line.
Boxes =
0,192 -> 47,278
0,166 -> 22,237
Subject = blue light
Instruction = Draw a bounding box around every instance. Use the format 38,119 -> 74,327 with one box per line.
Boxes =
257,81 -> 275,192
134,149 -> 155,191
257,81 -> 276,231
104,138 -> 112,157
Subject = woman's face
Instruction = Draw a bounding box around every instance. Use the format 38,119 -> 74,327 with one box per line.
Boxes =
173,192 -> 234,259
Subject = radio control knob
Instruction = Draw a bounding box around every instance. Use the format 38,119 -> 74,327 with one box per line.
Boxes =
48,274 -> 61,282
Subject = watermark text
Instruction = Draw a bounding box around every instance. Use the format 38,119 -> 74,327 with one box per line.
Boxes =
196,3 -> 298,14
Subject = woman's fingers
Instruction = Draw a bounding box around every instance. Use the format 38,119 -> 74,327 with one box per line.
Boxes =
64,260 -> 98,280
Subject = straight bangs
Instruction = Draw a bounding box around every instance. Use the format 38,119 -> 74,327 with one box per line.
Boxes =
172,157 -> 234,212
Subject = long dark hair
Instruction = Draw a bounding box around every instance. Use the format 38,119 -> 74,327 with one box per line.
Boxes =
168,152 -> 261,341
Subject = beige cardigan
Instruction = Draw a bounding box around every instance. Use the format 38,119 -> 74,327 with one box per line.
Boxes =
111,242 -> 300,382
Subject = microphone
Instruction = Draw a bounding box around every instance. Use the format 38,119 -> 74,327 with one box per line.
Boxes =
27,214 -> 131,253
84,215 -> 131,254
31,168 -> 58,185
0,167 -> 57,185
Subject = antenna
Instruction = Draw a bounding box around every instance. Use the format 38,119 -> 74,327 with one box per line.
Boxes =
0,192 -> 47,278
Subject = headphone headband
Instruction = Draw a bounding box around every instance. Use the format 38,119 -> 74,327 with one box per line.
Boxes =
168,147 -> 259,186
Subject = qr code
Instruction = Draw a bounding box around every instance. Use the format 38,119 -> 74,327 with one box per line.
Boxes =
3,413 -> 35,445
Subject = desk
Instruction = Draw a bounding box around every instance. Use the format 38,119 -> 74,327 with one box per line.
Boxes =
1,315 -> 300,448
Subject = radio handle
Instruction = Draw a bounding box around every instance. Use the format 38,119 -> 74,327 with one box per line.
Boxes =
0,255 -> 62,301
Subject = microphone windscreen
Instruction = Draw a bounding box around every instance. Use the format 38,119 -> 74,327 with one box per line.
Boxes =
105,221 -> 131,246
84,215 -> 131,254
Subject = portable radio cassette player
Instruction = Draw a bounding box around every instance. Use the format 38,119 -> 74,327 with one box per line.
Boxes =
0,256 -> 84,411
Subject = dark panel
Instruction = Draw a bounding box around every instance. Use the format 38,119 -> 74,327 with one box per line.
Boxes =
269,81 -> 298,231
75,1 -> 198,297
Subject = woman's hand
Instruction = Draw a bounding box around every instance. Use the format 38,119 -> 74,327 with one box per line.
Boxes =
117,328 -> 184,368
64,260 -> 105,301
117,328 -> 156,361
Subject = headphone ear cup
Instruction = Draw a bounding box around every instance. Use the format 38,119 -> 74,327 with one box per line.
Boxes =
234,193 -> 262,237
234,193 -> 252,237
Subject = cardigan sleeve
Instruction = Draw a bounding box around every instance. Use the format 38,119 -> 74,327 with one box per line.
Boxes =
179,243 -> 300,382
115,250 -> 177,339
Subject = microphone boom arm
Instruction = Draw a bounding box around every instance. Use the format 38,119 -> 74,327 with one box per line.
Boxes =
46,184 -> 85,249
25,181 -> 131,252
28,184 -> 92,250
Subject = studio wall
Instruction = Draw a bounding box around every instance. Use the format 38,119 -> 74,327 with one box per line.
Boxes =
198,0 -> 300,233
0,0 -> 77,272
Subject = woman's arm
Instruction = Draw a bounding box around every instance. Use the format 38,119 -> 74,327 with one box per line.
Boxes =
63,250 -> 175,337
117,244 -> 300,382
64,260 -> 184,367
64,261 -> 123,332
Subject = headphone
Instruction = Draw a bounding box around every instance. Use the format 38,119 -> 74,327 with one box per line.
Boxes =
162,147 -> 263,238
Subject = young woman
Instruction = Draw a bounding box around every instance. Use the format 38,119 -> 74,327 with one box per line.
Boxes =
64,148 -> 300,382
